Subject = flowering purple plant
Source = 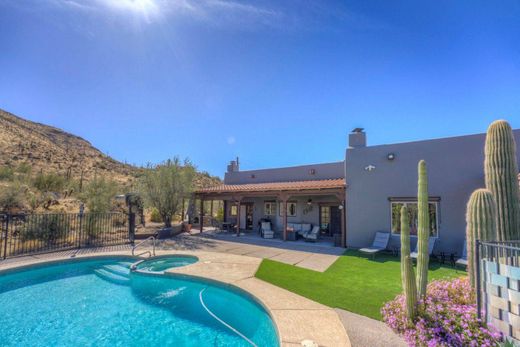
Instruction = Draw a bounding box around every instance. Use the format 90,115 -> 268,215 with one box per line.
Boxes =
382,277 -> 501,347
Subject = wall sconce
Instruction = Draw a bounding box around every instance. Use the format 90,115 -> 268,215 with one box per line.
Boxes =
387,153 -> 395,161
364,165 -> 376,172
309,169 -> 316,175
307,199 -> 312,206
338,204 -> 344,210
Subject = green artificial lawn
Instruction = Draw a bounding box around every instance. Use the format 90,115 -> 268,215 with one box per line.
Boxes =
255,250 -> 466,320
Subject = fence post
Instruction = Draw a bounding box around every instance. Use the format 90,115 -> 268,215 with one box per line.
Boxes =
476,239 -> 482,320
128,207 -> 135,245
2,214 -> 9,260
78,204 -> 84,249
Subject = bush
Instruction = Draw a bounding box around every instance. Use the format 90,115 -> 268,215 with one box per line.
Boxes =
382,277 -> 500,347
0,167 -> 14,181
149,207 -> 162,223
0,184 -> 26,212
19,214 -> 71,244
33,172 -> 66,193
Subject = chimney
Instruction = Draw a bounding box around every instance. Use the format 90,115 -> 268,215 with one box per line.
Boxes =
349,128 -> 366,148
227,157 -> 240,173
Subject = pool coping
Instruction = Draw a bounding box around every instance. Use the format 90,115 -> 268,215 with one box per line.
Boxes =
0,249 -> 351,347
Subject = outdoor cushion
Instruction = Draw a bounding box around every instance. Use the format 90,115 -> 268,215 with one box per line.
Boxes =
359,231 -> 390,257
261,222 -> 272,231
304,226 -> 320,241
263,230 -> 274,239
411,236 -> 437,259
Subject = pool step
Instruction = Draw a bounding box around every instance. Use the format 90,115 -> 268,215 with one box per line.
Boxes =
102,264 -> 131,277
94,268 -> 130,285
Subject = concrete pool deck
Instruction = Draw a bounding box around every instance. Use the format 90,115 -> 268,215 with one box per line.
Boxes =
0,248 -> 351,347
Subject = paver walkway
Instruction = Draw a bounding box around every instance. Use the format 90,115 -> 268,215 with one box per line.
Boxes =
335,309 -> 406,347
160,232 -> 343,272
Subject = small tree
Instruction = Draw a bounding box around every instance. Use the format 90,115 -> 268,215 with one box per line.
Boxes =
139,158 -> 195,228
81,177 -> 118,213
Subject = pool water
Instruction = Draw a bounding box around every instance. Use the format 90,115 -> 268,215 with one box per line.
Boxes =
0,258 -> 279,347
134,255 -> 198,273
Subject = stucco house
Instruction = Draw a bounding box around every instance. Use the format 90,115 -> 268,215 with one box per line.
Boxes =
195,128 -> 520,254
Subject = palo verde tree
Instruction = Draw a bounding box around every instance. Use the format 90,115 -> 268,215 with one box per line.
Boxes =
139,158 -> 195,228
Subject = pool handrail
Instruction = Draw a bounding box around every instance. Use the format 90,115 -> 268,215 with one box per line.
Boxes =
132,236 -> 156,257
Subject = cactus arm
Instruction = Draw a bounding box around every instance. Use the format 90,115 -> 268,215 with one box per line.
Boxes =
416,160 -> 430,298
400,205 -> 417,321
466,189 -> 497,288
484,120 -> 520,241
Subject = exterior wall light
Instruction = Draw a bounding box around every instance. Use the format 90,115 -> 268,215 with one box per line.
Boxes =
338,205 -> 344,210
307,199 -> 312,206
364,165 -> 376,172
387,153 -> 395,161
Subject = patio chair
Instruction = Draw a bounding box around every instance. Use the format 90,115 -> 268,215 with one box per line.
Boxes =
303,226 -> 320,242
261,222 -> 274,239
359,231 -> 391,259
455,240 -> 468,268
411,237 -> 437,260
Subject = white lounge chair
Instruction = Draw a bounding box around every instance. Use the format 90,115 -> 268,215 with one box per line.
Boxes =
303,226 -> 320,242
359,231 -> 390,259
261,222 -> 274,239
411,236 -> 437,260
455,240 -> 468,268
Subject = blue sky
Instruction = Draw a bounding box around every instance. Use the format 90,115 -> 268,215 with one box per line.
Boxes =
1,0 -> 519,177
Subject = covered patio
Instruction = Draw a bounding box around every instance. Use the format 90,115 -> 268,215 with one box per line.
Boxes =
193,178 -> 347,247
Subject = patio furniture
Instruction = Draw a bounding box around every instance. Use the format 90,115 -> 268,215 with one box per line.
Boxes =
359,231 -> 391,259
411,237 -> 437,260
455,240 -> 468,268
303,226 -> 320,242
261,222 -> 274,239
287,223 -> 312,239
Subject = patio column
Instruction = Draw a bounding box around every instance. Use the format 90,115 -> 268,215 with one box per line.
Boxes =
199,198 -> 204,233
210,200 -> 214,219
280,194 -> 288,241
181,198 -> 185,222
235,198 -> 242,236
223,200 -> 228,222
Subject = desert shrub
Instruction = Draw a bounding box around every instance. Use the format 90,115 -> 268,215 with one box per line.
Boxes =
33,172 -> 66,193
139,158 -> 195,227
19,214 -> 71,244
80,177 -> 118,213
0,167 -> 14,181
0,184 -> 26,212
382,277 -> 500,347
149,207 -> 162,223
16,163 -> 32,175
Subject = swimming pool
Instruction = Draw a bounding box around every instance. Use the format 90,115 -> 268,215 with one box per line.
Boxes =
0,257 -> 279,347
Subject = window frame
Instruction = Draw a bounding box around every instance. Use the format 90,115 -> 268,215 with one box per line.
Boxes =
230,205 -> 238,217
264,201 -> 276,216
279,201 -> 297,217
389,198 -> 440,238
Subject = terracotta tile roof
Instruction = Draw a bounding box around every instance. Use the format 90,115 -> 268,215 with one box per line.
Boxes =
195,178 -> 346,194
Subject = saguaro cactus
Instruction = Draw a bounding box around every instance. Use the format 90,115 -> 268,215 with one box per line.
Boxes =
484,120 -> 520,241
416,160 -> 430,298
466,189 -> 497,288
400,206 -> 417,321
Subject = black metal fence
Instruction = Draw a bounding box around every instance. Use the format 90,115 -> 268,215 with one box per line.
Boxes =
0,212 -> 134,260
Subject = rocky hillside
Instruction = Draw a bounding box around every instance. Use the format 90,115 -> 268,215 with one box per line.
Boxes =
0,108 -> 220,188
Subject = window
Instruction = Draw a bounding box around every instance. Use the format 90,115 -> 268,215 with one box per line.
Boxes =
279,202 -> 297,217
390,200 -> 439,237
320,206 -> 330,230
264,201 -> 276,216
230,205 -> 238,216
